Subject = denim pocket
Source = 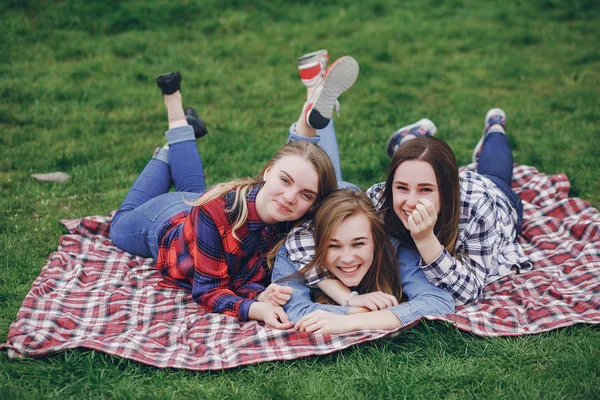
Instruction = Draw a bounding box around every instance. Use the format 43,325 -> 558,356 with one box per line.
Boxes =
142,192 -> 194,223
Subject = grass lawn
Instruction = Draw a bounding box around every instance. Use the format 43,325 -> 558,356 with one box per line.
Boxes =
1,0 -> 599,398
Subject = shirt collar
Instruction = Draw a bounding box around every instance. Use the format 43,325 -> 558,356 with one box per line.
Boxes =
246,185 -> 266,231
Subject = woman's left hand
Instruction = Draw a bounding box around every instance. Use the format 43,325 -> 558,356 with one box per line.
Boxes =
295,310 -> 357,334
407,198 -> 437,241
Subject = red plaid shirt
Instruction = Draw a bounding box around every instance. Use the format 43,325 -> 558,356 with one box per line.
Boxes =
156,185 -> 284,321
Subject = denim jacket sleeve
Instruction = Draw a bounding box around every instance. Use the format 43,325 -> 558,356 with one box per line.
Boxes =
388,241 -> 455,326
271,246 -> 349,323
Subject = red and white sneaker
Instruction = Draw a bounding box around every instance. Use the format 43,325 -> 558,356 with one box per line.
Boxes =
303,56 -> 359,130
297,49 -> 329,88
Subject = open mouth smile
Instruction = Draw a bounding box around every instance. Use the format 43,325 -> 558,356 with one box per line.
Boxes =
337,264 -> 361,274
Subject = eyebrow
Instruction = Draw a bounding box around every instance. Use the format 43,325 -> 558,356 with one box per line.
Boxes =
282,170 -> 318,196
329,237 -> 369,243
393,180 -> 437,188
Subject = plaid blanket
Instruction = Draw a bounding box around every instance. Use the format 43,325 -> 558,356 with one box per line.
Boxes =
2,165 -> 599,370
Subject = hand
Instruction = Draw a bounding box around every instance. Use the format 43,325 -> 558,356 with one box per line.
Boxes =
295,310 -> 357,334
347,291 -> 399,311
407,198 -> 438,241
256,283 -> 293,306
250,302 -> 295,330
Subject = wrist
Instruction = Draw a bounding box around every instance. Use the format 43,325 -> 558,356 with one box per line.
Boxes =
413,234 -> 443,264
247,301 -> 264,321
348,306 -> 369,314
342,291 -> 359,306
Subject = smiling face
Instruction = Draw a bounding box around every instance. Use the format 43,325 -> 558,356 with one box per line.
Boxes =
255,155 -> 320,224
324,212 -> 375,288
392,160 -> 441,229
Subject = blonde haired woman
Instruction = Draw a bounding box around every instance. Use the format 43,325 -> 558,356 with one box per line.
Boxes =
110,60 -> 357,328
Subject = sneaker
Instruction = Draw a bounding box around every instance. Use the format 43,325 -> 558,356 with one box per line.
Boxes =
472,108 -> 506,163
385,118 -> 437,158
304,56 -> 359,130
297,49 -> 329,88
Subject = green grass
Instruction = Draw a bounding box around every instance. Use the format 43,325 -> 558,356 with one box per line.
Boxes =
1,0 -> 599,398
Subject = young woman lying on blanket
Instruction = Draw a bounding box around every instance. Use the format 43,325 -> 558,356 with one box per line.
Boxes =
264,50 -> 455,334
109,58 -> 361,329
371,109 -> 533,305
271,188 -> 456,334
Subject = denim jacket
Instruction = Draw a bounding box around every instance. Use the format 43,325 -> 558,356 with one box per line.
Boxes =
271,241 -> 455,326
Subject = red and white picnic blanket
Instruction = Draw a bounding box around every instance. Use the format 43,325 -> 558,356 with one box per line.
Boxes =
2,165 -> 599,370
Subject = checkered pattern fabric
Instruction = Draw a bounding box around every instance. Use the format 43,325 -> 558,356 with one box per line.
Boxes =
1,165 -> 599,369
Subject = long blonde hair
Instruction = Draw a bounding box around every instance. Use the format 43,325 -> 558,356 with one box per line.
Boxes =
189,141 -> 338,239
299,190 -> 402,304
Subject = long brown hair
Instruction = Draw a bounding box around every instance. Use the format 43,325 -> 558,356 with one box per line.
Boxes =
300,189 -> 402,304
379,136 -> 461,256
189,141 -> 337,240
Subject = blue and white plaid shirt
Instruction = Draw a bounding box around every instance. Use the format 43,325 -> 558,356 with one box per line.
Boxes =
284,220 -> 332,287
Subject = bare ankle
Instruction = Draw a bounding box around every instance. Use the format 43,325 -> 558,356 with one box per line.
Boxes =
295,109 -> 317,137
164,91 -> 186,128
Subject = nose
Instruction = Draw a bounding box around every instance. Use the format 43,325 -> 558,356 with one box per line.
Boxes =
339,248 -> 355,264
405,191 -> 419,208
282,188 -> 297,204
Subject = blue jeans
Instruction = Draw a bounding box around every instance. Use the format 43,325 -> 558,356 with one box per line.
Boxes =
110,121 -> 353,259
288,120 -> 359,191
477,131 -> 524,231
110,125 -> 206,258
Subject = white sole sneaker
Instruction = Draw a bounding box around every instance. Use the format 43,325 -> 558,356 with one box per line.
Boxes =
472,108 -> 506,163
305,56 -> 359,130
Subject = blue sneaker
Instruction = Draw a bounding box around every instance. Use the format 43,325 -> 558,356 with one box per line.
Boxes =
385,118 -> 437,157
472,108 -> 506,163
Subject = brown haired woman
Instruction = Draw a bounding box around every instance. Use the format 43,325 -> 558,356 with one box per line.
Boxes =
271,189 -> 455,334
370,109 -> 532,306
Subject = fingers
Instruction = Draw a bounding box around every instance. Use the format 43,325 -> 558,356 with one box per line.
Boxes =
367,293 -> 397,309
408,200 -> 437,237
295,315 -> 318,332
265,307 -> 294,330
267,317 -> 294,330
411,208 -> 424,224
274,307 -> 290,323
268,285 -> 293,306
349,292 -> 399,310
276,285 -> 293,295
295,311 -> 326,332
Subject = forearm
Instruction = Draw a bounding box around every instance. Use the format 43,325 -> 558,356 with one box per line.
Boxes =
316,278 -> 351,305
194,287 -> 255,321
348,310 -> 403,331
421,247 -> 487,305
413,233 -> 444,265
